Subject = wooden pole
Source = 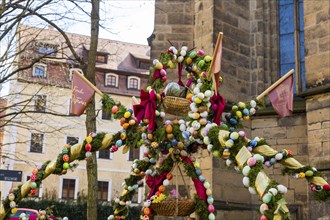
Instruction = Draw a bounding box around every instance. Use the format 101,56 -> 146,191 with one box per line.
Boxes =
72,69 -> 103,96
256,69 -> 294,100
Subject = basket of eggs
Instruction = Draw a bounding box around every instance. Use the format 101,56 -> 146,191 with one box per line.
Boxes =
163,82 -> 191,116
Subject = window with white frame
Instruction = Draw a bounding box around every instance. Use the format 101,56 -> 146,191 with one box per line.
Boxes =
98,181 -> 110,201
68,68 -> 83,81
32,63 -> 47,78
128,148 -> 140,161
61,178 -> 77,199
98,149 -> 113,160
30,133 -> 44,153
34,95 -> 46,112
101,110 -> 111,120
105,73 -> 118,87
66,136 -> 79,146
127,76 -> 140,90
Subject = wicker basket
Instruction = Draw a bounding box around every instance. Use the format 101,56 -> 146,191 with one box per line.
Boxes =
163,96 -> 190,116
151,198 -> 195,217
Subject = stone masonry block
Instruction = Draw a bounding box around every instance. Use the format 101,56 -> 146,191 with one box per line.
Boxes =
322,121 -> 330,129
306,93 -> 330,111
289,178 -> 309,193
304,0 -> 326,15
264,127 -> 287,139
304,13 -> 317,28
251,118 -> 278,129
319,36 -> 330,53
305,21 -> 330,41
278,115 -> 307,127
307,108 -> 330,124
308,122 -> 322,130
287,125 -> 307,138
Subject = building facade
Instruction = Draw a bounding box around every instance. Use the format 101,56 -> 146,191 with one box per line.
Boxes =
0,25 -> 150,205
151,0 -> 329,219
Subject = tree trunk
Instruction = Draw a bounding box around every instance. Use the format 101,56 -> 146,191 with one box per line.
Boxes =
85,0 -> 100,219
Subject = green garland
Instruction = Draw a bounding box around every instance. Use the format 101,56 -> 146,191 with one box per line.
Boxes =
194,194 -> 209,220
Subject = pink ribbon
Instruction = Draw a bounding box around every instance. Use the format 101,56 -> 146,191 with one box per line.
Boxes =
210,93 -> 226,125
133,90 -> 157,131
177,63 -> 184,86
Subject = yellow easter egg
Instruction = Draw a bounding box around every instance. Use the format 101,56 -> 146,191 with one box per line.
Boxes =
186,93 -> 193,99
124,111 -> 131,118
86,136 -> 93,143
155,62 -> 163,70
194,97 -> 202,104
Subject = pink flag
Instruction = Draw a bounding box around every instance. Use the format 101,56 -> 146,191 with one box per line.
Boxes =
268,74 -> 294,117
70,71 -> 95,115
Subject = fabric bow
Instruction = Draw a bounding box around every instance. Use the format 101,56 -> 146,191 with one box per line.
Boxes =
133,89 -> 157,131
146,172 -> 169,199
210,93 -> 226,125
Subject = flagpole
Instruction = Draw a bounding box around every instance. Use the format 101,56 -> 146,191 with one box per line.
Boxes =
256,69 -> 294,100
73,70 -> 103,96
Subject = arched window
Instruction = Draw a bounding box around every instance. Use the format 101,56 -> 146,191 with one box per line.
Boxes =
105,73 -> 118,87
127,76 -> 140,90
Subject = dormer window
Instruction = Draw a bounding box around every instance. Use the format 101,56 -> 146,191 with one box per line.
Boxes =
34,41 -> 57,57
96,54 -> 107,63
105,73 -> 118,87
138,60 -> 150,70
38,47 -> 56,56
127,76 -> 140,90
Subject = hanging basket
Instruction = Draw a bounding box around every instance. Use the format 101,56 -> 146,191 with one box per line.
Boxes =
163,96 -> 190,116
151,198 -> 195,217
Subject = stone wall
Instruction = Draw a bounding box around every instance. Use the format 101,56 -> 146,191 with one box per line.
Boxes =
251,114 -> 309,219
303,0 -> 330,219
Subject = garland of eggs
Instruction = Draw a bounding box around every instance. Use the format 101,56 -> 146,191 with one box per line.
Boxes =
193,161 -> 216,220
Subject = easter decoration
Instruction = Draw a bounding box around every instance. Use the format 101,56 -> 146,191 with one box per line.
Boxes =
1,33 -> 329,220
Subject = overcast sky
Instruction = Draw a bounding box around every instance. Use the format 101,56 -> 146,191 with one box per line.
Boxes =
69,0 -> 155,45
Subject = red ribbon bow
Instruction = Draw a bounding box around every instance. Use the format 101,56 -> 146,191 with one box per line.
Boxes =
133,89 -> 157,131
210,93 -> 226,125
145,156 -> 207,202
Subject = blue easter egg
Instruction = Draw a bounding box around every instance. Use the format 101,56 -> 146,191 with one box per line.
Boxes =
128,109 -> 133,114
149,158 -> 156,164
225,113 -> 231,121
199,175 -> 206,182
141,133 -> 147,140
196,169 -> 202,176
116,140 -> 122,147
182,131 -> 190,139
171,139 -> 178,146
270,158 -> 276,165
230,118 -> 237,125
243,108 -> 249,116
229,127 -> 235,132
207,196 -> 214,204
250,140 -> 257,147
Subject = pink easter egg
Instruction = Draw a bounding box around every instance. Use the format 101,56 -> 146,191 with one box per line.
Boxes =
247,157 -> 257,167
208,204 -> 215,213
260,215 -> 268,220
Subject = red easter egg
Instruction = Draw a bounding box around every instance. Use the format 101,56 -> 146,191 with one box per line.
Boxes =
323,184 -> 330,191
85,143 -> 92,151
112,105 -> 119,114
63,154 -> 70,162
260,215 -> 268,220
